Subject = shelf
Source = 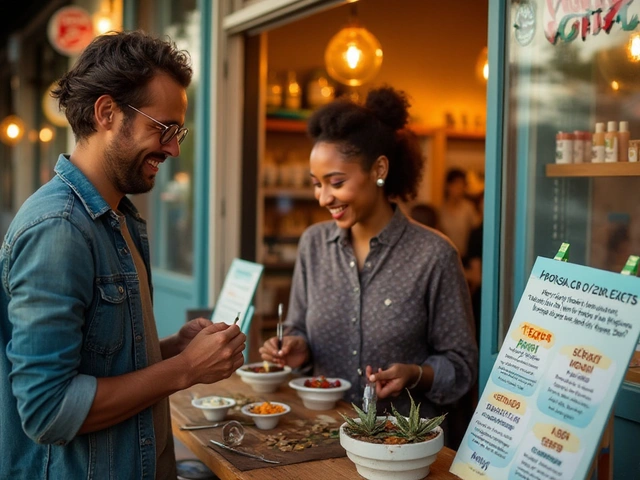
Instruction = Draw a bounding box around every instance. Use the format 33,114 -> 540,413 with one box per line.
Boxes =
265,118 -> 485,140
264,187 -> 315,199
546,162 -> 640,177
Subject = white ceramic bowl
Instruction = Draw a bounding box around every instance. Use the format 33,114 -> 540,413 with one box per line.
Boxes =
191,396 -> 236,421
236,363 -> 292,393
288,377 -> 351,410
241,402 -> 291,430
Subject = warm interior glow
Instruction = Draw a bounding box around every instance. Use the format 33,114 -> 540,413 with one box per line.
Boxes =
628,33 -> 640,62
476,46 -> 489,83
94,14 -> 114,35
39,127 -> 54,143
611,80 -> 620,91
7,123 -> 20,139
0,115 -> 25,145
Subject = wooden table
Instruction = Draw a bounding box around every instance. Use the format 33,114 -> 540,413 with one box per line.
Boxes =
170,375 -> 461,479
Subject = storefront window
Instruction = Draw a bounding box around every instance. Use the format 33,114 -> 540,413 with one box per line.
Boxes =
137,0 -> 199,275
501,1 -> 640,384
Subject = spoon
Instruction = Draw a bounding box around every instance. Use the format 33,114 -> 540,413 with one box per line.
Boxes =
276,303 -> 284,351
180,421 -> 251,431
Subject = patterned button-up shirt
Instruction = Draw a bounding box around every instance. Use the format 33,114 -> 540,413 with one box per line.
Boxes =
286,206 -> 478,418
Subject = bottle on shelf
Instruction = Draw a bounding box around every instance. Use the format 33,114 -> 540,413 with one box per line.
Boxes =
604,120 -> 618,163
555,131 -> 574,164
591,122 -> 605,163
284,71 -> 302,110
266,71 -> 283,111
618,121 -> 630,162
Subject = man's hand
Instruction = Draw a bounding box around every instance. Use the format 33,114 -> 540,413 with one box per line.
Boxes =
161,317 -> 213,359
178,323 -> 246,385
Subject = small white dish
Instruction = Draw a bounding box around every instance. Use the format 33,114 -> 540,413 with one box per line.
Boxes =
191,396 -> 236,421
288,377 -> 351,410
236,363 -> 292,393
241,401 -> 291,430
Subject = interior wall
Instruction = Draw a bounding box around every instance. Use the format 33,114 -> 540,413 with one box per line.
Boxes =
267,0 -> 489,129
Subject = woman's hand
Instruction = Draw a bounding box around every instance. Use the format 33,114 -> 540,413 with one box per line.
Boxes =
259,335 -> 309,369
366,363 -> 425,399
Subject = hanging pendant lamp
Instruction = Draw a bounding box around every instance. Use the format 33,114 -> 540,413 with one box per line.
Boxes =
324,2 -> 383,87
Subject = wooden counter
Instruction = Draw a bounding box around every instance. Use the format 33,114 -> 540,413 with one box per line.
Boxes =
170,375 -> 461,479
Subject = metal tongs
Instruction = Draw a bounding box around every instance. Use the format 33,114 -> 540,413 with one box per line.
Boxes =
209,440 -> 281,464
276,303 -> 284,351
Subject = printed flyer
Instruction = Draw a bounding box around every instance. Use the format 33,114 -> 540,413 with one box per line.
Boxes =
450,256 -> 640,480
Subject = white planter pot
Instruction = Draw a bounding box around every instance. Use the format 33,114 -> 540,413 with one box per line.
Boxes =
339,420 -> 444,480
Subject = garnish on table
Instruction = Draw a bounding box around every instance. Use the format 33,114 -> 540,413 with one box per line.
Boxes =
264,417 -> 340,452
304,375 -> 341,388
249,401 -> 286,415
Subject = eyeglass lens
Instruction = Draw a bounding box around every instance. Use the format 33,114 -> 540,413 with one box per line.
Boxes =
160,125 -> 188,145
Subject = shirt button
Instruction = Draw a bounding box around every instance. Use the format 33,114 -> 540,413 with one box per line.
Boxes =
353,287 -> 359,293
365,262 -> 371,268
135,335 -> 143,343
352,350 -> 357,356
357,368 -> 363,375
351,317 -> 357,323
349,261 -> 355,268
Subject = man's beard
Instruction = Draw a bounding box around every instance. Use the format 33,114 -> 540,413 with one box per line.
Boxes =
103,127 -> 156,195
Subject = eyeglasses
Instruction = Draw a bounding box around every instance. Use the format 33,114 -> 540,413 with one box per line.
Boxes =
127,104 -> 189,145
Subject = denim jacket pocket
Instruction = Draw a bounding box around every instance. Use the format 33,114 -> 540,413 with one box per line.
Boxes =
84,280 -> 128,355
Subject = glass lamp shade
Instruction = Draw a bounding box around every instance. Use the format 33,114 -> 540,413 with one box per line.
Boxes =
325,26 -> 383,87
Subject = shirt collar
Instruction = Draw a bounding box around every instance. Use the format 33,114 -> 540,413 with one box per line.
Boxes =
327,203 -> 408,248
54,154 -> 142,221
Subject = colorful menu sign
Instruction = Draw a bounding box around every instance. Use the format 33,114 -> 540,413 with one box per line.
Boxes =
451,256 -> 640,479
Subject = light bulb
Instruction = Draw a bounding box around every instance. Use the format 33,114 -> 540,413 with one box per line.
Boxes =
476,47 -> 489,83
39,126 -> 55,143
628,33 -> 640,62
325,26 -> 383,87
0,115 -> 25,145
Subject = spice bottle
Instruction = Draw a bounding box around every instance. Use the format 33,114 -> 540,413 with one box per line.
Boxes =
592,122 -> 605,163
573,131 -> 588,164
555,132 -> 574,164
618,121 -> 630,162
629,140 -> 640,162
605,121 -> 618,162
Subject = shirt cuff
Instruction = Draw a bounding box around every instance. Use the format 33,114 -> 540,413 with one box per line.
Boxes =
424,356 -> 456,404
38,374 -> 97,444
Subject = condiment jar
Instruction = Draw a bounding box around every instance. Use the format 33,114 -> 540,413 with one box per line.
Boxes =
555,132 -> 574,164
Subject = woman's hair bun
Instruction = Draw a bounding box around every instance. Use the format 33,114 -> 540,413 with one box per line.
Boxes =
364,86 -> 410,131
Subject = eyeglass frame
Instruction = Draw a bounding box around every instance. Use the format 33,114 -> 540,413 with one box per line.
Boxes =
126,104 -> 189,145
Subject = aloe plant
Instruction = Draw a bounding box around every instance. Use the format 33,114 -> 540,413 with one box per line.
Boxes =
340,403 -> 387,438
390,391 -> 446,443
341,390 -> 446,444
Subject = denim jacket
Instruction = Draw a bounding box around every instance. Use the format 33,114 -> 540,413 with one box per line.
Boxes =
1,155 -> 158,479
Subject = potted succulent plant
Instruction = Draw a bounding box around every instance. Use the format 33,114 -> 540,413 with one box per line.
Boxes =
339,391 -> 446,480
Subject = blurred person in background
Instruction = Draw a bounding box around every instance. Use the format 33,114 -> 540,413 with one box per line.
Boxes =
438,168 -> 481,257
0,31 -> 245,479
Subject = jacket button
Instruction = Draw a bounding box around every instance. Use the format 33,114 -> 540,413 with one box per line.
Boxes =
135,335 -> 143,343
118,286 -> 124,293
55,440 -> 66,446
144,438 -> 152,445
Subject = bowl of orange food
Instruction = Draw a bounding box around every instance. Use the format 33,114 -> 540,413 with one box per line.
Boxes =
288,376 -> 351,410
241,401 -> 290,430
236,362 -> 292,393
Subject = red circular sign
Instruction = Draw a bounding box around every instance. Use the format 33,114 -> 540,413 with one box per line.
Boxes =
47,6 -> 94,56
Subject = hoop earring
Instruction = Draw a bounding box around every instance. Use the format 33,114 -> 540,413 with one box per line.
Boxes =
376,178 -> 385,187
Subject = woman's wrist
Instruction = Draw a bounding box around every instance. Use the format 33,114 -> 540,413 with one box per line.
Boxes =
408,364 -> 423,390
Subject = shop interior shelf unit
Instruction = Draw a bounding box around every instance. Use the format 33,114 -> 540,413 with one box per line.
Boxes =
546,163 -> 640,177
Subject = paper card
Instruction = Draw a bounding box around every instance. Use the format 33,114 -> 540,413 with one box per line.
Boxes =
451,256 -> 640,479
210,259 -> 264,331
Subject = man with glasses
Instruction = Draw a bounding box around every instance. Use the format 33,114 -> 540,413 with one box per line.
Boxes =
0,31 -> 246,479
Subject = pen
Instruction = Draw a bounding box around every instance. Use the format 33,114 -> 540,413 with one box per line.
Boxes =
233,311 -> 241,325
276,303 -> 284,351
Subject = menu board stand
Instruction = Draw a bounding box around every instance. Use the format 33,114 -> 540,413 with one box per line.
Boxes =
450,244 -> 640,480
